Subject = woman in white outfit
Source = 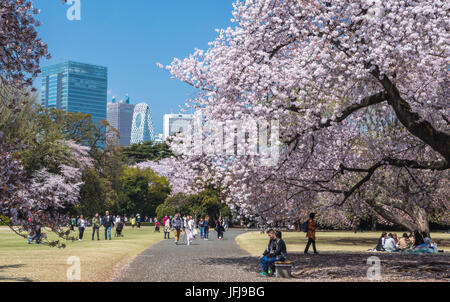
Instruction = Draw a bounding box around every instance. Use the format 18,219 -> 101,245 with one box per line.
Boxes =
186,216 -> 195,246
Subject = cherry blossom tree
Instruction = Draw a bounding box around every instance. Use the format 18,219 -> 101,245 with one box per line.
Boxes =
162,0 -> 449,232
0,136 -> 92,246
134,157 -> 194,196
0,0 -> 49,87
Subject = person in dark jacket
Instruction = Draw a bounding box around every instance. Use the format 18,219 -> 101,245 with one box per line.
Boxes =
27,224 -> 42,244
375,232 -> 387,251
102,211 -> 115,240
171,213 -> 184,245
92,213 -> 100,240
216,216 -> 225,240
259,229 -> 287,276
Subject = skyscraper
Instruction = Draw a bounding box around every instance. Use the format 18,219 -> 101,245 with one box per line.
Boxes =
107,95 -> 135,146
40,61 -> 108,125
130,103 -> 155,144
163,114 -> 194,140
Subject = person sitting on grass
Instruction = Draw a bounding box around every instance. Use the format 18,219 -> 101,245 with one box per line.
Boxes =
374,232 -> 387,251
407,230 -> 429,253
259,229 -> 287,276
392,233 -> 399,245
422,232 -> 439,253
383,233 -> 399,252
397,233 -> 411,251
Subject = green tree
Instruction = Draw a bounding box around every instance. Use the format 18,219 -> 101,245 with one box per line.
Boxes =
155,188 -> 232,223
76,168 -> 106,217
122,141 -> 173,164
120,167 -> 171,216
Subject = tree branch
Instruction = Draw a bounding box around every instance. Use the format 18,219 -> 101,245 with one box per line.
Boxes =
370,66 -> 450,164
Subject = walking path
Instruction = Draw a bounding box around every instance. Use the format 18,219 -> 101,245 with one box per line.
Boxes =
115,229 -> 273,282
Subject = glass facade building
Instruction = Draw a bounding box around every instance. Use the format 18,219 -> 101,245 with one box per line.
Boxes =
130,103 -> 155,144
107,96 -> 135,146
40,61 -> 108,125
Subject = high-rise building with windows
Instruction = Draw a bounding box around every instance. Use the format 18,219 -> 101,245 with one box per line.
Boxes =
163,114 -> 194,140
40,61 -> 108,125
130,103 -> 155,144
107,95 -> 135,146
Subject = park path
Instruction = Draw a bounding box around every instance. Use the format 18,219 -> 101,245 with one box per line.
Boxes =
114,229 -> 272,282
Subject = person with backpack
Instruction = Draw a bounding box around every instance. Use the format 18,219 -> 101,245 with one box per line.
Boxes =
171,213 -> 184,245
92,213 -> 100,240
303,213 -> 318,254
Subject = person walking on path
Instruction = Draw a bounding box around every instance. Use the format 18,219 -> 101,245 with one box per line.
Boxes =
185,215 -> 195,246
203,215 -> 210,240
224,217 -> 229,231
92,213 -> 100,240
304,213 -> 318,254
102,211 -> 115,240
164,217 -> 171,239
77,214 -> 86,241
137,214 -> 141,228
198,218 -> 205,239
131,216 -> 136,229
172,213 -> 184,245
216,216 -> 225,240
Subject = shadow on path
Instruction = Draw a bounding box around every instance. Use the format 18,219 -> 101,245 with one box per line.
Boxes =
0,264 -> 33,282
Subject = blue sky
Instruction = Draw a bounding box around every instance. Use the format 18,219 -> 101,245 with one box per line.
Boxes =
32,0 -> 235,134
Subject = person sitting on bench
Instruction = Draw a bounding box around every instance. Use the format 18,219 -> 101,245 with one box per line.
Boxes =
259,229 -> 287,276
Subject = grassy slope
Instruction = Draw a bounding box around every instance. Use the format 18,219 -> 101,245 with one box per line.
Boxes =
0,226 -> 163,282
236,231 -> 450,256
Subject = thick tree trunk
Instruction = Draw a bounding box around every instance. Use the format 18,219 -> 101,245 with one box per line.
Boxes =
365,199 -> 429,233
410,206 -> 430,234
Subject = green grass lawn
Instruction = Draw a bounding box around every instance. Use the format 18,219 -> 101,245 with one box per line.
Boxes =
0,226 -> 163,282
236,231 -> 450,256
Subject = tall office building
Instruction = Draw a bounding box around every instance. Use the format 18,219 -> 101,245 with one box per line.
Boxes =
40,61 -> 108,125
130,103 -> 155,144
163,114 -> 194,140
107,95 -> 135,146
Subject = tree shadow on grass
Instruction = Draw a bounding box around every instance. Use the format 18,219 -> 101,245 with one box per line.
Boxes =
289,252 -> 450,281
198,253 -> 450,281
0,264 -> 34,282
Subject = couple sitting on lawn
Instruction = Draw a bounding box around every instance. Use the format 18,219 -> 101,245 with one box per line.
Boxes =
373,230 -> 438,253
259,229 -> 287,276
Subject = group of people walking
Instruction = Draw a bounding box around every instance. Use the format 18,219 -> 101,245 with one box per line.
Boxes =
70,211 -> 125,241
159,214 -> 228,245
